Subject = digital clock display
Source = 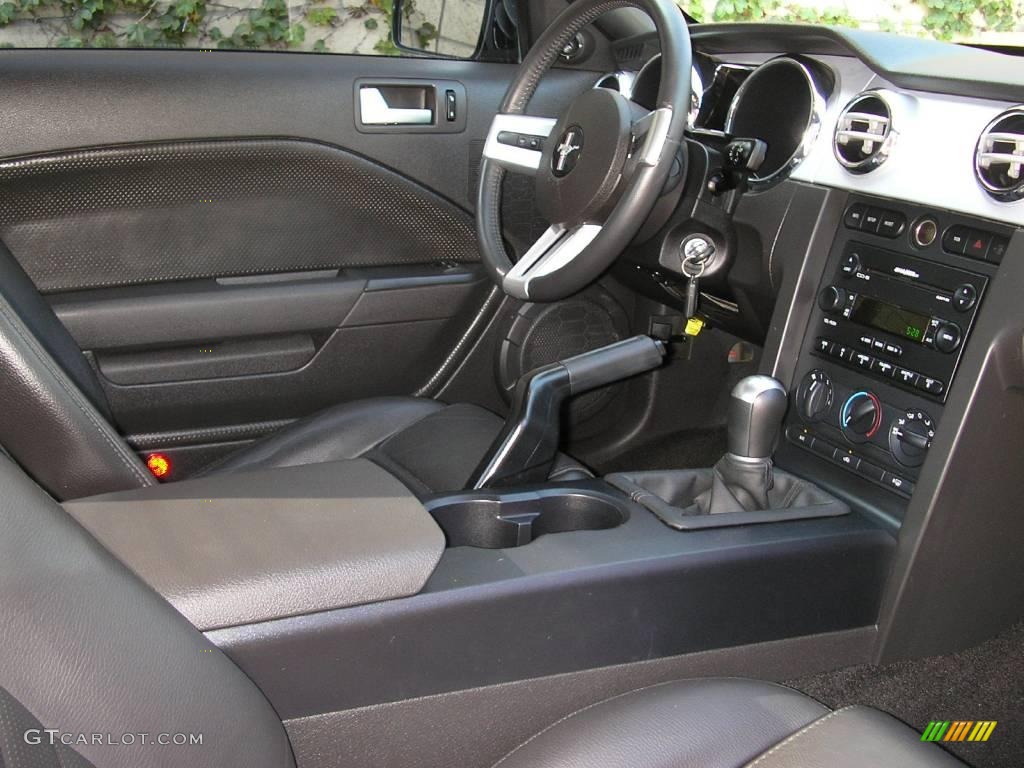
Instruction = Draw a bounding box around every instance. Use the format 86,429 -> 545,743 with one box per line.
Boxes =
850,296 -> 930,344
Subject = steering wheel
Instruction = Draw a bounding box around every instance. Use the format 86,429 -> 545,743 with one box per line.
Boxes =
477,0 -> 692,302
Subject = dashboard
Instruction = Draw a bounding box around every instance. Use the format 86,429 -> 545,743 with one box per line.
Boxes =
601,27 -> 1024,226
594,23 -> 1022,511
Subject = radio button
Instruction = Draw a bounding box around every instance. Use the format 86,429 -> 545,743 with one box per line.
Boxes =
832,344 -> 854,362
844,204 -> 867,230
952,284 -> 977,312
933,322 -> 962,354
918,377 -> 945,396
818,286 -> 847,313
874,360 -> 896,377
871,339 -> 886,352
858,334 -> 874,347
942,226 -> 968,255
841,251 -> 862,276
896,368 -> 920,387
883,342 -> 903,357
862,208 -> 882,233
878,212 -> 906,238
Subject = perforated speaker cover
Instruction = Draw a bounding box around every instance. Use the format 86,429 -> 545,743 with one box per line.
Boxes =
498,287 -> 629,422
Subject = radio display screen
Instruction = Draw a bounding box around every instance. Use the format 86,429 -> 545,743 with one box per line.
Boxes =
850,296 -> 930,343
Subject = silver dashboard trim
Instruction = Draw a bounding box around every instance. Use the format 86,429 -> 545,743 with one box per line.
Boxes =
974,106 -> 1024,203
833,90 -> 898,174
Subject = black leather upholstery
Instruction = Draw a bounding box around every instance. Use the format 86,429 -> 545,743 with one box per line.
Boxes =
0,456 -> 293,768
490,678 -> 965,768
0,236 -> 588,500
0,241 -> 154,500
0,449 -> 964,768
204,396 -> 592,495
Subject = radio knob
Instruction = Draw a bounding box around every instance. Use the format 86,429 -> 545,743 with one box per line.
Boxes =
889,410 -> 935,467
796,370 -> 833,422
933,321 -> 962,354
841,391 -> 882,442
818,285 -> 847,314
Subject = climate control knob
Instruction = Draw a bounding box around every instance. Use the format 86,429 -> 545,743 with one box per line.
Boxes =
796,370 -> 834,422
889,409 -> 935,467
818,285 -> 847,314
841,391 -> 882,443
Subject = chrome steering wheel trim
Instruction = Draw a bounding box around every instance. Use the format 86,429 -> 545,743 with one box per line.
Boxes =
475,0 -> 692,302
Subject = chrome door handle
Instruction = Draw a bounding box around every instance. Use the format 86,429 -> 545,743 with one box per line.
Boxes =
358,87 -> 433,126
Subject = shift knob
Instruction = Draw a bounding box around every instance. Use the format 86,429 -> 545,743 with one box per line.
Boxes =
727,375 -> 788,459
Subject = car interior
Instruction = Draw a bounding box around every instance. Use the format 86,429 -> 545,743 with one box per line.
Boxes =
0,0 -> 1022,766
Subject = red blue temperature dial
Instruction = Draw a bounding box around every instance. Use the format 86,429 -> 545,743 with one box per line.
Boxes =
841,391 -> 882,442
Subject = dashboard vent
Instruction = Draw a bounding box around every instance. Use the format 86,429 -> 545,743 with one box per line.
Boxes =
834,92 -> 894,173
975,107 -> 1024,202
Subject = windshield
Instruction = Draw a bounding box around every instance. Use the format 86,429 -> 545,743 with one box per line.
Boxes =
676,0 -> 1024,47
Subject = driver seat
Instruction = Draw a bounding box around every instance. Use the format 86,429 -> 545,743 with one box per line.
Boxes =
0,241 -> 590,501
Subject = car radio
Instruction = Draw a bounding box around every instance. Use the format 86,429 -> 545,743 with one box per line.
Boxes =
811,240 -> 987,402
782,196 -> 1010,500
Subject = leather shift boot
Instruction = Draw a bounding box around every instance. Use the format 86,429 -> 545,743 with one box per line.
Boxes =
696,453 -> 773,514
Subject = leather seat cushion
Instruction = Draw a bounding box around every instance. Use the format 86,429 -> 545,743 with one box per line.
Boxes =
491,678 -> 964,768
203,397 -> 591,495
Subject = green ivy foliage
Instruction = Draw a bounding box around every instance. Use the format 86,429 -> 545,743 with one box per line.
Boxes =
919,0 -> 1018,40
682,0 -> 1021,41
0,0 -> 1018,52
0,0 -> 410,52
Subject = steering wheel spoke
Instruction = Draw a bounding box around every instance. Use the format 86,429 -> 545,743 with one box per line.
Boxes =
483,114 -> 558,175
503,223 -> 603,300
630,106 -> 674,167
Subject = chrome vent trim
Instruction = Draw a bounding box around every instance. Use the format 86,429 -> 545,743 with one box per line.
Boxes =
975,107 -> 1024,202
834,91 -> 895,173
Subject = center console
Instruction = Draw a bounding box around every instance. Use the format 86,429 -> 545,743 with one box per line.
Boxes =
782,194 -> 1011,500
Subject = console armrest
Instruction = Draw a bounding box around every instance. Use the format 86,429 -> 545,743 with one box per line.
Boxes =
64,459 -> 444,631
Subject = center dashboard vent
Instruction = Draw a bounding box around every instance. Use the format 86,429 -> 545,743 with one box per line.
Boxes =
834,92 -> 894,173
975,107 -> 1024,202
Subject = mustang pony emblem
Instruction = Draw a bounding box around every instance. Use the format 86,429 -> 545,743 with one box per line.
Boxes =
553,126 -> 584,176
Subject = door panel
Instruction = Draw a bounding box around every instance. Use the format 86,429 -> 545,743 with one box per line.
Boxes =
0,48 -> 598,473
0,50 -> 594,212
0,139 -> 481,292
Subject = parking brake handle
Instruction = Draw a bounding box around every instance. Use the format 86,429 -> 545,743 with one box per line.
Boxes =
467,335 -> 665,490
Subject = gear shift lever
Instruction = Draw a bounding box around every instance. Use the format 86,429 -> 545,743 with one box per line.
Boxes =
727,375 -> 788,460
703,375 -> 788,513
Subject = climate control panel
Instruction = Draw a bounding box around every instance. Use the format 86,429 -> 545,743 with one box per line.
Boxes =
787,368 -> 930,497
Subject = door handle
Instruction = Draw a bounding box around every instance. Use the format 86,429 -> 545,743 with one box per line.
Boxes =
359,87 -> 433,126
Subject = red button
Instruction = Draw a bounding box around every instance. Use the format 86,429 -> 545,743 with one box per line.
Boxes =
965,229 -> 991,259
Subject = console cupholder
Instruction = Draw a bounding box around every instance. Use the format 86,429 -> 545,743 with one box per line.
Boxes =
425,489 -> 627,549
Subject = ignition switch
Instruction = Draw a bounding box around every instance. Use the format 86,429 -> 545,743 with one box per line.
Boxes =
679,234 -> 716,268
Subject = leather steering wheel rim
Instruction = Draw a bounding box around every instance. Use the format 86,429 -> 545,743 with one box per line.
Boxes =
476,0 -> 692,302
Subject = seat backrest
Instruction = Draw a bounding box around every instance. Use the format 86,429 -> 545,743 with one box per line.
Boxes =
0,240 -> 152,499
0,455 -> 294,768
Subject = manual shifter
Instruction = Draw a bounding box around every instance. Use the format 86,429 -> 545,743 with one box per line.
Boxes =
704,375 -> 788,513
606,374 -> 848,529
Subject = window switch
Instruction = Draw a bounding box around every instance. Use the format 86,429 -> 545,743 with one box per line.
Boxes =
445,89 -> 456,122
